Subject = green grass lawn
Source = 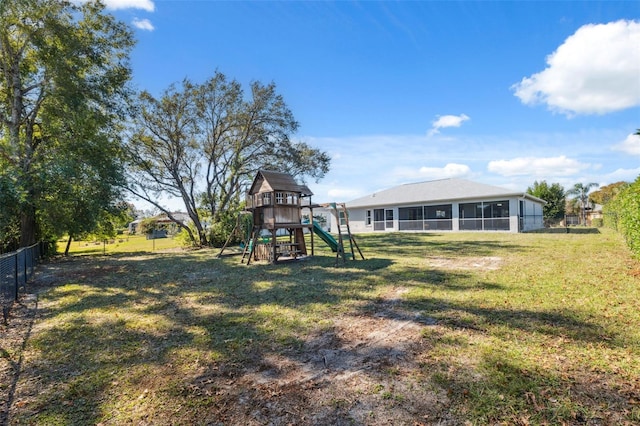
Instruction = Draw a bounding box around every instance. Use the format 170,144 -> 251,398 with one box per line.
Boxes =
57,234 -> 183,255
7,229 -> 640,425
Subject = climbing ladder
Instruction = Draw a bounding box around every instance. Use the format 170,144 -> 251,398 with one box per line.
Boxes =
324,203 -> 365,265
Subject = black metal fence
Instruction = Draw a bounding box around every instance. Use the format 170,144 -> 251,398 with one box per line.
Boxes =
1,242 -> 47,323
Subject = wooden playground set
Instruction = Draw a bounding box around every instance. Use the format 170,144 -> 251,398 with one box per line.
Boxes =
218,170 -> 364,265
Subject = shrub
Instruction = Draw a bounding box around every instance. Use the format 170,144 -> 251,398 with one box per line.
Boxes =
207,214 -> 239,248
174,227 -> 199,248
605,177 -> 640,258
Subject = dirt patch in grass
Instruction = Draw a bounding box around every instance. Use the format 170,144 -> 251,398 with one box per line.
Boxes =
4,264 -> 456,425
426,255 -> 503,271
183,287 -> 452,425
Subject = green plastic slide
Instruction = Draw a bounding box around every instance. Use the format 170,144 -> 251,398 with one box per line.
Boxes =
312,221 -> 338,252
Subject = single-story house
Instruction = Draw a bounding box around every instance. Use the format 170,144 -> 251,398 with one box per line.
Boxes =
334,178 -> 545,233
565,202 -> 603,226
128,211 -> 191,235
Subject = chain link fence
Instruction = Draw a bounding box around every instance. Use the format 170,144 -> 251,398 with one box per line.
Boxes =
1,242 -> 48,324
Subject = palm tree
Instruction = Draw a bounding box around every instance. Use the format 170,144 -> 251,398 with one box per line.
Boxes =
567,182 -> 599,225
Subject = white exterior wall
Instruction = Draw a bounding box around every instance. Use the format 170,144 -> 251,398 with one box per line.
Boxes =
345,208 -> 367,232
343,209 -> 367,233
339,196 -> 545,234
452,204 -> 460,231
509,199 -> 519,233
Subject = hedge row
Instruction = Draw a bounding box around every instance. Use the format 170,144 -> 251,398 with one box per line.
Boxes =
604,176 -> 640,258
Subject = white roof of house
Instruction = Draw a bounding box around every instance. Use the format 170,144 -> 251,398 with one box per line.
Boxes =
346,178 -> 545,208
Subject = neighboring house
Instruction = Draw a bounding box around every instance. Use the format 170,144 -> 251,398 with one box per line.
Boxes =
564,201 -> 603,226
337,178 -> 545,233
127,219 -> 143,234
586,204 -> 603,225
303,207 -> 332,232
128,212 -> 190,235
155,212 -> 190,227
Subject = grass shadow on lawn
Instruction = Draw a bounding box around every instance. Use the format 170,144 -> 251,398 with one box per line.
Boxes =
529,227 -> 601,234
15,254 -> 413,423
403,295 -> 621,347
357,232 -> 528,258
10,231 -> 640,425
429,343 -> 636,425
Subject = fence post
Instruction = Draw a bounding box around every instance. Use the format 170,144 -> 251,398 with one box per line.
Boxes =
14,252 -> 19,301
24,249 -> 28,289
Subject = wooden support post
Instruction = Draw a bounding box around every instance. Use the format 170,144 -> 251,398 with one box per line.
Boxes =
272,228 -> 277,264
244,226 -> 261,265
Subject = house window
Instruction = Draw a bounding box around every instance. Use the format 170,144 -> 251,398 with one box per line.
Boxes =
399,207 -> 423,220
339,211 -> 347,226
276,192 -> 284,204
398,206 -> 423,230
459,202 -> 483,230
262,193 -> 272,205
483,200 -> 509,230
484,201 -> 509,218
425,204 -> 451,219
424,204 -> 452,230
385,209 -> 394,229
366,210 -> 372,226
373,209 -> 385,231
459,201 -> 509,231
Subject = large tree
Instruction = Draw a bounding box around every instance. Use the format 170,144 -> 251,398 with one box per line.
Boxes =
127,72 -> 331,246
126,80 -> 203,244
0,168 -> 20,253
589,181 -> 629,206
41,111 -> 130,254
0,0 -> 134,247
527,180 -> 566,225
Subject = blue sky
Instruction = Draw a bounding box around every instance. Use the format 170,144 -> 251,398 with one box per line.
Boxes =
104,1 -> 639,207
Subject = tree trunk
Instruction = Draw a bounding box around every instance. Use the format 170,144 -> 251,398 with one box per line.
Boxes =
19,207 -> 37,247
199,230 -> 208,246
185,207 -> 207,246
65,235 -> 73,256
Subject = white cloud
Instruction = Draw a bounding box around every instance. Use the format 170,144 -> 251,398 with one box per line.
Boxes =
602,167 -> 640,183
132,18 -> 154,31
512,20 -> 640,115
393,163 -> 472,181
488,156 -> 592,177
327,187 -> 362,199
613,133 -> 640,156
419,163 -> 471,178
102,0 -> 155,11
428,114 -> 470,136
